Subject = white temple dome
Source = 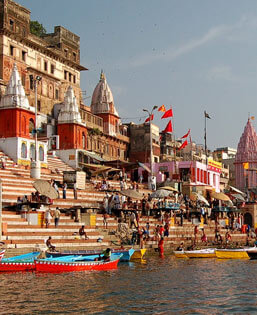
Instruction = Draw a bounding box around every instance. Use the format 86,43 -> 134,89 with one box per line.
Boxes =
91,71 -> 119,117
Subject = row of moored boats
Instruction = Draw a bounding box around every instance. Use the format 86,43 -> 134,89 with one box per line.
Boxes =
0,248 -> 147,273
174,247 -> 257,259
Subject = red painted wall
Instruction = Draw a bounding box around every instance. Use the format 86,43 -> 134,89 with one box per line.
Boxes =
57,123 -> 88,150
0,108 -> 34,138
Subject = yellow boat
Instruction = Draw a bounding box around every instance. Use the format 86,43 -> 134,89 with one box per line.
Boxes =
131,249 -> 147,260
215,248 -> 254,259
174,250 -> 188,258
184,248 -> 216,258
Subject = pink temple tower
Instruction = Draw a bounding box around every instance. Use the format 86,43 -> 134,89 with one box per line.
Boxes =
235,119 -> 257,191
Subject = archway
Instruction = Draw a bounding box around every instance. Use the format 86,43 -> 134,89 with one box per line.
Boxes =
244,212 -> 253,227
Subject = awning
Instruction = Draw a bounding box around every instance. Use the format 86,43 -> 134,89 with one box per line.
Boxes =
92,167 -> 120,176
103,160 -> 137,170
230,193 -> 245,202
138,162 -> 151,173
191,192 -> 209,206
84,150 -> 106,162
79,163 -> 104,171
211,191 -> 231,202
228,185 -> 246,197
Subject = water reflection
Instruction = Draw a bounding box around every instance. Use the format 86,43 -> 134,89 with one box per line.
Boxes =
1,257 -> 257,313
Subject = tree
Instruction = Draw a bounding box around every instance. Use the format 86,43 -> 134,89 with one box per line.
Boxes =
88,128 -> 102,151
30,21 -> 46,37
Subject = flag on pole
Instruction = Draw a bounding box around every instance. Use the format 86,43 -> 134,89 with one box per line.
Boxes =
181,129 -> 191,139
204,111 -> 211,119
243,162 -> 249,169
162,120 -> 173,133
158,104 -> 166,112
161,108 -> 173,119
251,116 -> 255,120
145,114 -> 154,123
178,139 -> 188,151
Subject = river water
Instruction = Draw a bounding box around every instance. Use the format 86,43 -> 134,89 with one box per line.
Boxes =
1,255 -> 257,314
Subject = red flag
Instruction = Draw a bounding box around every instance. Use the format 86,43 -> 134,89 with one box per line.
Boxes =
178,139 -> 188,150
181,129 -> 190,139
145,114 -> 154,123
161,108 -> 173,119
163,120 -> 173,133
158,104 -> 166,112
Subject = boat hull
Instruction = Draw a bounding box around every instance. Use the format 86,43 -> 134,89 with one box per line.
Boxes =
131,249 -> 147,260
185,249 -> 216,258
174,251 -> 188,258
215,249 -> 250,259
0,262 -> 35,272
35,258 -> 120,273
246,250 -> 257,260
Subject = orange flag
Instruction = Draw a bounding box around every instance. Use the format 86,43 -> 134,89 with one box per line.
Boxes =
158,104 -> 166,112
163,120 -> 173,133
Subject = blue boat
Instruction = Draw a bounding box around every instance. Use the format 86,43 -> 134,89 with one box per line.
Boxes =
2,251 -> 40,263
46,248 -> 135,262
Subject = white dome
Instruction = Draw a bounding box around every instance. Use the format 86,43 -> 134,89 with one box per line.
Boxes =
91,72 -> 119,117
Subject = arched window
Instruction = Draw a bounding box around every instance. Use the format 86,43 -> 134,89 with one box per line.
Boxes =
29,118 -> 35,135
30,144 -> 35,160
39,146 -> 44,161
82,132 -> 86,149
21,142 -> 27,158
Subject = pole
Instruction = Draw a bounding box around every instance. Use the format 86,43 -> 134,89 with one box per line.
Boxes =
0,180 -> 2,241
204,111 -> 207,167
34,79 -> 38,162
149,116 -> 153,176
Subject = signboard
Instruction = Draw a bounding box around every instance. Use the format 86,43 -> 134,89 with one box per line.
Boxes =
69,155 -> 75,160
208,159 -> 222,173
159,166 -> 168,172
63,171 -> 86,190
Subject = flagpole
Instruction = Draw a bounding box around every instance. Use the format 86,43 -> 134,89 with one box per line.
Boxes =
172,107 -> 177,174
204,111 -> 207,167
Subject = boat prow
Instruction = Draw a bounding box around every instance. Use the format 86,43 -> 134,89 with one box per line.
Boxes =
174,250 -> 188,258
215,248 -> 253,259
184,248 -> 216,258
131,249 -> 147,260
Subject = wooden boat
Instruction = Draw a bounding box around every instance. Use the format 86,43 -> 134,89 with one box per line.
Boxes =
131,249 -> 147,260
174,250 -> 188,258
215,248 -> 255,259
46,248 -> 135,262
184,248 -> 216,258
0,252 -> 40,272
35,257 -> 120,273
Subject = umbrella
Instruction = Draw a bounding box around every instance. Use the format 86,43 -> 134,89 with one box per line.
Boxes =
151,189 -> 171,199
191,192 -> 210,206
33,179 -> 58,199
160,186 -> 178,192
231,193 -> 245,202
228,185 -> 246,197
211,191 -> 231,202
119,189 -> 143,200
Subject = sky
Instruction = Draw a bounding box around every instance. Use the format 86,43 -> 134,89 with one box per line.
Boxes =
17,0 -> 257,150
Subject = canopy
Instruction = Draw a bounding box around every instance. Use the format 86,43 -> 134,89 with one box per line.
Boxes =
231,193 -> 245,202
84,150 -> 105,162
191,192 -> 209,206
228,185 -> 246,197
211,191 -> 231,202
160,186 -> 178,192
138,162 -> 151,173
151,189 -> 171,199
33,180 -> 58,199
119,189 -> 143,200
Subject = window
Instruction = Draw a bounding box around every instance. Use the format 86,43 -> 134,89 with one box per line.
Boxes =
82,133 -> 86,149
21,74 -> 26,87
10,45 -> 14,56
73,75 -> 76,84
50,64 -> 55,74
64,49 -> 68,57
29,118 -> 35,134
22,51 -> 26,61
9,19 -> 14,31
64,70 -> 67,80
73,52 -> 76,61
21,143 -> 27,158
39,146 -> 44,161
30,144 -> 35,160
55,89 -> 59,100
69,73 -> 72,82
44,61 -> 48,72
37,100 -> 41,112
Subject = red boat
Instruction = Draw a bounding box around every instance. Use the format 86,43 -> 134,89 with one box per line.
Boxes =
0,262 -> 35,272
35,257 -> 120,273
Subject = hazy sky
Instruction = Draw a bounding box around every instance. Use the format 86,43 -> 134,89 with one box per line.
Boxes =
18,0 -> 257,150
